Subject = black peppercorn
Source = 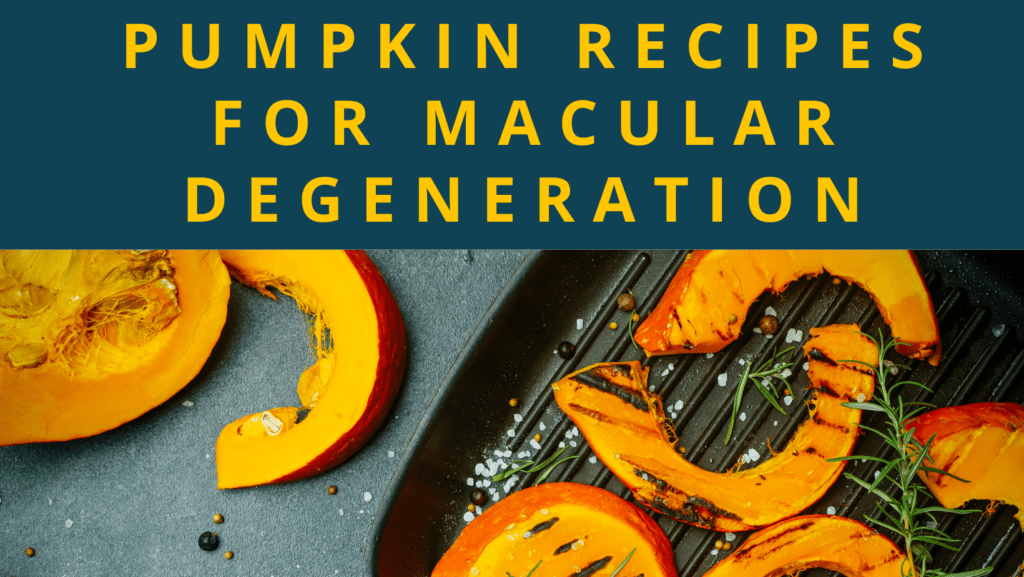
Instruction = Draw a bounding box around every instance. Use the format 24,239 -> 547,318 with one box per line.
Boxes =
759,315 -> 780,335
470,488 -> 488,506
557,341 -> 575,359
617,293 -> 635,311
199,531 -> 220,552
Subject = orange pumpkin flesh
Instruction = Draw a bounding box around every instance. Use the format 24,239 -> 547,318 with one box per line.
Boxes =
553,324 -> 876,531
0,250 -> 230,445
215,250 -> 406,489
704,515 -> 906,577
906,402 -> 1024,528
432,483 -> 676,577
635,250 -> 941,365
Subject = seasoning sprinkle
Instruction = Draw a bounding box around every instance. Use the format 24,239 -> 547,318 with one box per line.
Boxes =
509,398 -> 518,407
213,513 -> 224,524
608,322 -> 618,330
328,485 -> 338,495
225,551 -> 234,560
26,546 -> 36,557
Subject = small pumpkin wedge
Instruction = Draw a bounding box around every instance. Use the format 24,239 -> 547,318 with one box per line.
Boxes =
703,515 -> 906,577
432,482 -> 676,577
553,324 -> 876,531
906,402 -> 1024,528
215,250 -> 406,489
634,250 -> 941,365
0,250 -> 230,445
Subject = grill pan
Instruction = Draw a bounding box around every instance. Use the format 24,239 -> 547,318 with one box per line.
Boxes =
365,250 -> 1024,577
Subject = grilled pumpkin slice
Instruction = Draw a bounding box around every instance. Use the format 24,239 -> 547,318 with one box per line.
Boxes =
432,482 -> 676,577
907,402 -> 1024,529
635,250 -> 941,365
703,515 -> 906,577
553,324 -> 876,531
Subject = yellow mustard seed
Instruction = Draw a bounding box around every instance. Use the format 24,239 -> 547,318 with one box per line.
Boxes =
213,513 -> 224,524
26,547 -> 36,557
609,322 -> 618,330
723,542 -> 732,551
534,433 -> 542,442
328,485 -> 338,495
509,398 -> 518,407
714,540 -> 723,550
225,551 -> 234,560
468,504 -> 476,512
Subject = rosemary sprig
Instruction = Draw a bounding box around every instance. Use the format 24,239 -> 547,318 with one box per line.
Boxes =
610,548 -> 637,577
627,289 -> 640,350
507,559 -> 542,577
724,346 -> 795,445
826,331 -> 992,577
492,447 -> 579,485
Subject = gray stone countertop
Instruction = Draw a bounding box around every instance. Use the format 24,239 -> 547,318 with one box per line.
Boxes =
1,249 -> 530,577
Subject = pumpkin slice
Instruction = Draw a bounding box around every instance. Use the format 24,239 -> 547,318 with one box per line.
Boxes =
552,324 -> 876,531
0,250 -> 230,445
906,402 -> 1024,528
704,515 -> 906,577
634,250 -> 941,365
432,482 -> 676,577
215,250 -> 406,489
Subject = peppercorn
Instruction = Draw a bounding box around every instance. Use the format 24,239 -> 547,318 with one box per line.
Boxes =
728,313 -> 738,324
534,433 -> 542,442
509,398 -> 518,407
723,542 -> 732,551
557,341 -> 575,359
470,488 -> 487,506
608,322 -> 618,330
714,540 -> 723,550
26,547 -> 35,557
328,485 -> 338,495
617,293 -> 635,311
225,551 -> 234,560
199,531 -> 220,552
759,315 -> 780,335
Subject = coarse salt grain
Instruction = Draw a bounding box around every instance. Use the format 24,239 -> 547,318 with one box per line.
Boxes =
725,532 -> 736,542
514,414 -> 523,423
483,479 -> 491,488
388,450 -> 395,458
739,412 -> 746,422
753,327 -> 762,333
706,353 -> 714,359
467,478 -> 474,486
577,319 -> 583,330
748,448 -> 760,462
718,374 -> 728,387
766,307 -> 777,316
339,509 -> 344,516
503,450 -> 512,458
781,368 -> 792,379
589,456 -> 597,464
182,400 -> 194,407
827,506 -> 836,515
530,439 -> 542,450
674,400 -> 684,411
570,441 -> 577,447
475,463 -> 485,475
739,359 -> 745,366
803,362 -> 810,371
661,369 -> 670,377
671,412 -> 678,419
649,386 -> 655,392
785,328 -> 798,343
711,549 -> 719,557
783,395 -> 793,406
874,471 -> 880,480
464,511 -> 475,523
504,478 -> 517,493
774,421 -> 778,426
539,422 -> 547,431
668,363 -> 674,370
65,519 -> 73,528
559,442 -> 565,448
507,429 -> 515,438
364,492 -> 372,502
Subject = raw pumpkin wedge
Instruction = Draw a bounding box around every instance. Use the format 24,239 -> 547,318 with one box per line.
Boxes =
634,250 -> 942,365
906,402 -> 1024,528
432,482 -> 676,577
0,250 -> 230,445
215,250 -> 406,489
703,515 -> 907,577
552,324 -> 876,531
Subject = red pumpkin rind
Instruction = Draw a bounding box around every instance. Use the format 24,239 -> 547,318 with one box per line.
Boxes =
0,250 -> 230,445
906,402 -> 1024,528
635,250 -> 941,366
551,324 -> 876,531
703,515 -> 906,577
432,483 -> 676,577
214,250 -> 406,488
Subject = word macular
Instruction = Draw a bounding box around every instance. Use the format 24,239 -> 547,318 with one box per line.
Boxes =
186,176 -> 858,224
126,23 -> 922,70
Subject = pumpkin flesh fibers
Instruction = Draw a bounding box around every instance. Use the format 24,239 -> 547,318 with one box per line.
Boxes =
635,250 -> 941,365
215,250 -> 406,489
553,324 -> 876,531
907,402 -> 1024,528
0,250 -> 230,444
703,515 -> 906,577
432,483 -> 676,577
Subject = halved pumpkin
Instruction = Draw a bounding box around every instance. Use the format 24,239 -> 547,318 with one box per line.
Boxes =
906,402 -> 1024,528
432,482 -> 676,577
552,324 -> 876,531
215,250 -> 406,489
704,515 -> 906,577
635,250 -> 941,365
0,250 -> 230,445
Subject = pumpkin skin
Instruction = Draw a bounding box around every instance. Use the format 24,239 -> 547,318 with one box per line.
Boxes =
432,483 -> 676,577
552,324 -> 876,531
215,250 -> 406,489
0,250 -> 230,445
703,515 -> 906,577
906,402 -> 1024,529
634,250 -> 941,366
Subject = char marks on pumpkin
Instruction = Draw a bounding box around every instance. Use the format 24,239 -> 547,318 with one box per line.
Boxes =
808,348 -> 837,366
859,547 -> 903,572
573,369 -> 649,412
570,556 -> 612,577
811,413 -> 851,434
526,517 -> 559,536
554,541 -> 576,555
641,495 -> 717,529
733,520 -> 816,561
